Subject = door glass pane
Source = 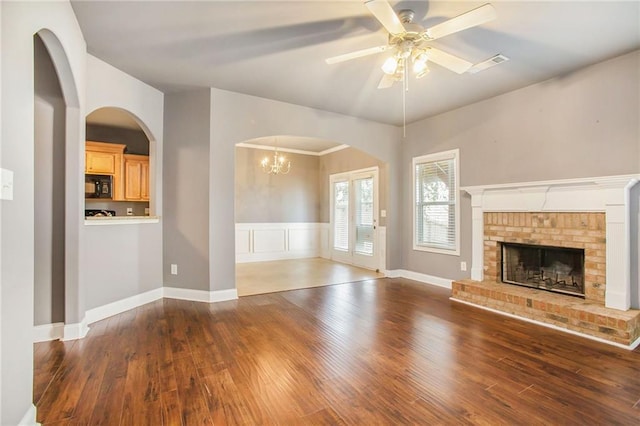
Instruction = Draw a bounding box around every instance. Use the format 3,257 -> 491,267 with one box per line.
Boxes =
334,181 -> 349,251
354,177 -> 373,255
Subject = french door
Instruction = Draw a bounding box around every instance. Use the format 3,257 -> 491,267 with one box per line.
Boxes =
330,168 -> 378,270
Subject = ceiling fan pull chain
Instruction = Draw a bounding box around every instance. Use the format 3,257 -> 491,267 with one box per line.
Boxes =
402,61 -> 407,137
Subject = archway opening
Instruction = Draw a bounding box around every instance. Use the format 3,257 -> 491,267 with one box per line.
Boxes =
234,136 -> 388,296
85,107 -> 151,217
33,33 -> 67,335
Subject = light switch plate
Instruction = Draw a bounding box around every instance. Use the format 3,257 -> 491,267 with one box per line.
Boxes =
0,168 -> 14,201
380,209 -> 387,218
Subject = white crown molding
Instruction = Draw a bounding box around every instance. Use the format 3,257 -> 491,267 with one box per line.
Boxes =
236,142 -> 348,157
318,144 -> 350,156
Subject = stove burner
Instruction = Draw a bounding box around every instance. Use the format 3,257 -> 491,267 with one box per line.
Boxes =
85,209 -> 116,217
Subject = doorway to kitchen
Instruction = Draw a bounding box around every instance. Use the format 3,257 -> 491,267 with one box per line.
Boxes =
33,33 -> 67,339
330,167 -> 379,271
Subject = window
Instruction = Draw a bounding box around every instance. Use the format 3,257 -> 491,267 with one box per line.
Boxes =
413,149 -> 460,255
333,180 -> 349,251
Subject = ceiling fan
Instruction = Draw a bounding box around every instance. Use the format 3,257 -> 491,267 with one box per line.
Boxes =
326,0 -> 504,89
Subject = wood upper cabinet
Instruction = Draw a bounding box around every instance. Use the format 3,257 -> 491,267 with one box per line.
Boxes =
85,141 -> 126,200
85,141 -> 125,174
124,154 -> 150,201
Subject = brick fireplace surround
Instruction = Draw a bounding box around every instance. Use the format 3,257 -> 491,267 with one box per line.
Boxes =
452,175 -> 640,349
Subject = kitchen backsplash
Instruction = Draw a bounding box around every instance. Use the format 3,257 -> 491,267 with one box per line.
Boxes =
84,200 -> 149,217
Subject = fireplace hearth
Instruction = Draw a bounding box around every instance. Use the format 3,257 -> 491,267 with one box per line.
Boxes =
501,243 -> 584,297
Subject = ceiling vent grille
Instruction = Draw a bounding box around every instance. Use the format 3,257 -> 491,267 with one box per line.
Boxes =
467,54 -> 509,74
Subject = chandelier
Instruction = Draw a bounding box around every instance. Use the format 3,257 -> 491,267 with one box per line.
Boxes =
261,148 -> 291,175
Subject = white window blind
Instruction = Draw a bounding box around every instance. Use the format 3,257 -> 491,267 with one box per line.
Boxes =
333,181 -> 349,251
413,150 -> 459,255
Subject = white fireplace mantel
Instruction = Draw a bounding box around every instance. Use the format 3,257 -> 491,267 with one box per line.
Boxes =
461,174 -> 640,311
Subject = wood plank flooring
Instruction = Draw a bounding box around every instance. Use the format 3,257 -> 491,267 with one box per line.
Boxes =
236,258 -> 384,296
34,278 -> 640,425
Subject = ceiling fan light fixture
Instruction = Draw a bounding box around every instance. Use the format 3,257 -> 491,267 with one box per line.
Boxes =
415,65 -> 430,79
412,52 -> 429,74
381,56 -> 399,75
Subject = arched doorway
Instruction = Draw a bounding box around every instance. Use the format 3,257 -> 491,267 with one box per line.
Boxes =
32,30 -> 81,341
234,136 -> 386,296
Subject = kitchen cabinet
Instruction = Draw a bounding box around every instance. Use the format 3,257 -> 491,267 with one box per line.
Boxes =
124,154 -> 149,201
85,141 -> 125,174
85,141 -> 125,200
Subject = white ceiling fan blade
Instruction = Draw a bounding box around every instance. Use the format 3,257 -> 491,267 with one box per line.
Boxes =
425,4 -> 496,40
325,45 -> 389,64
377,73 -> 396,89
426,47 -> 473,74
365,0 -> 406,35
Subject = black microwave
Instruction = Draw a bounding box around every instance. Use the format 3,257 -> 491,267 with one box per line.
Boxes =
85,174 -> 112,199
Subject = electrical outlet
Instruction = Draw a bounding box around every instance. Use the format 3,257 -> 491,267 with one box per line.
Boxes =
171,264 -> 178,275
126,207 -> 133,216
460,261 -> 467,272
380,209 -> 387,218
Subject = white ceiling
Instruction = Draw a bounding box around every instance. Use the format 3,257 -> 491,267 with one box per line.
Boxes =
72,1 -> 640,127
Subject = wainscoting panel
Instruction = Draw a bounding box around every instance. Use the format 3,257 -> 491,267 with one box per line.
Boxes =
235,229 -> 251,254
236,223 -> 326,263
253,229 -> 286,253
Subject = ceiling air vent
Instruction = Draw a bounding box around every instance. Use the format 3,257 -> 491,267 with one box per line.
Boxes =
467,54 -> 509,74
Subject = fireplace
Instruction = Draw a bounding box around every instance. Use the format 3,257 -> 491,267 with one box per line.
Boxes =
501,242 -> 585,297
450,175 -> 640,348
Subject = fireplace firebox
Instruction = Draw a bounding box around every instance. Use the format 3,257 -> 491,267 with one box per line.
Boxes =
501,243 -> 585,297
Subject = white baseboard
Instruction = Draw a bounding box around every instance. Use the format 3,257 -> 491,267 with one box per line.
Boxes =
163,286 -> 212,302
34,286 -> 240,342
235,249 -> 319,263
18,403 -> 38,425
163,286 -> 239,303
85,287 -> 164,324
451,297 -> 640,351
386,269 -> 453,289
33,322 -> 64,343
210,288 -> 238,302
62,318 -> 89,341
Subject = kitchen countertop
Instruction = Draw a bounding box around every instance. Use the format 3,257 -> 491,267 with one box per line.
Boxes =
84,216 -> 160,225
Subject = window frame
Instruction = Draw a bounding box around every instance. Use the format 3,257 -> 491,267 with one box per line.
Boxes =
412,149 -> 460,256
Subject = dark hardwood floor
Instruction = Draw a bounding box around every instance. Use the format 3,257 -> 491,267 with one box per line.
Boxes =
34,278 -> 640,425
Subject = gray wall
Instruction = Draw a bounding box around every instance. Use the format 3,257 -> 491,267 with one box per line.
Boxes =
163,89 -> 211,291
163,88 -> 401,293
1,2 -> 87,423
207,88 -> 402,293
319,147 -> 388,226
83,54 -> 165,316
34,34 -> 66,326
84,224 -> 163,309
235,146 -> 320,223
402,50 -> 640,281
